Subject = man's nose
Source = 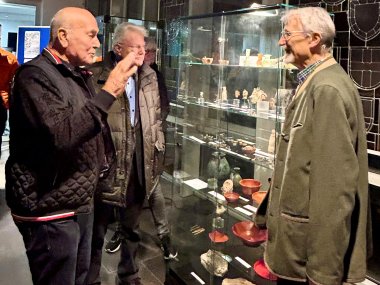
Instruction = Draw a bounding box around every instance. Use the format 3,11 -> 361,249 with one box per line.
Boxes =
94,37 -> 100,49
278,37 -> 286,46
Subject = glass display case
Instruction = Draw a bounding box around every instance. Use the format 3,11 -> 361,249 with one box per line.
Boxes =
166,4 -> 298,285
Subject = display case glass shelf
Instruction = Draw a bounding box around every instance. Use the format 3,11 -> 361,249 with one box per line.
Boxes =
166,4 -> 298,284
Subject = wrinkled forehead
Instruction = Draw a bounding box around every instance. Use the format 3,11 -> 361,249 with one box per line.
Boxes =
284,16 -> 303,30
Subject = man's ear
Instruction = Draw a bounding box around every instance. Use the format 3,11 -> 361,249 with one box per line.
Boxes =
309,32 -> 322,49
57,28 -> 69,48
114,43 -> 122,56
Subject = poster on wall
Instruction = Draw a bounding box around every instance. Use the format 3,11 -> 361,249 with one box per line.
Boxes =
17,26 -> 50,64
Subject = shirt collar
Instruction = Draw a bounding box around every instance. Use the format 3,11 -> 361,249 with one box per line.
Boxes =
43,48 -> 92,77
297,59 -> 324,86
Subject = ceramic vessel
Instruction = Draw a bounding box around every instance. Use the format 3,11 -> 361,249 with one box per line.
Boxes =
207,152 -> 230,180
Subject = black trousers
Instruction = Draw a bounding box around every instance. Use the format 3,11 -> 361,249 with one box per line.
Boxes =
87,154 -> 145,285
15,211 -> 94,285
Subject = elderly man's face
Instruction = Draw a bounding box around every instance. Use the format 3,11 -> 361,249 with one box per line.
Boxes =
117,31 -> 145,67
279,17 -> 311,69
64,15 -> 100,66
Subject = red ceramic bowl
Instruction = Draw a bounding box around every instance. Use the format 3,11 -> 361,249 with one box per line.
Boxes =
224,192 -> 240,203
232,221 -> 267,246
254,259 -> 278,281
252,191 -> 267,205
240,179 -> 262,196
208,230 -> 229,243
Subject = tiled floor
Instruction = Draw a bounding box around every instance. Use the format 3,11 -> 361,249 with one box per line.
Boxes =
0,136 -> 171,285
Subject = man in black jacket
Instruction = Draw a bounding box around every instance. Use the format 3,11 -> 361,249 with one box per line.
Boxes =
6,7 -> 138,285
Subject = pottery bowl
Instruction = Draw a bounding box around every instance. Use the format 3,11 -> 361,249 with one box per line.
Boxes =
202,57 -> 213,64
232,221 -> 267,246
254,259 -> 278,281
224,192 -> 240,203
252,191 -> 267,205
240,179 -> 262,196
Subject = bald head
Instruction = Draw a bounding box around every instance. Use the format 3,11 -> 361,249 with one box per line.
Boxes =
50,7 -> 94,44
48,7 -> 100,66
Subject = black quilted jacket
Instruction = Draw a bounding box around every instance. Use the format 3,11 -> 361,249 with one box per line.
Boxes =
6,49 -> 116,217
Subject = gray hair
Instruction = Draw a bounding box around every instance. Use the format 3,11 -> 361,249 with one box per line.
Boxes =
281,7 -> 335,49
112,22 -> 147,49
145,37 -> 157,50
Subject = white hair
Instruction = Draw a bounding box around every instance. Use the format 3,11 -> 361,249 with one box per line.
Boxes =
112,22 -> 147,49
281,7 -> 335,49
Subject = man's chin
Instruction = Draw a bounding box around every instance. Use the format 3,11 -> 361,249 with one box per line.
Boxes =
283,54 -> 295,65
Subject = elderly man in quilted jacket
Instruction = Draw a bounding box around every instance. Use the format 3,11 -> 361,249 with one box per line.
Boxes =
86,23 -> 165,285
255,7 -> 371,285
6,7 -> 139,285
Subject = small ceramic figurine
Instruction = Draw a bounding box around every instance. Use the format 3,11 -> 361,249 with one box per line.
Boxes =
198,91 -> 205,104
262,54 -> 272,67
234,90 -> 240,99
244,49 -> 251,66
242,89 -> 248,99
269,97 -> 276,110
268,129 -> 276,154
257,53 -> 263,66
241,89 -> 249,109
221,86 -> 228,101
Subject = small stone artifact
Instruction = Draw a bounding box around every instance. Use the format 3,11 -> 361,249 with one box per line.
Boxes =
200,250 -> 228,277
234,90 -> 241,98
222,278 -> 255,285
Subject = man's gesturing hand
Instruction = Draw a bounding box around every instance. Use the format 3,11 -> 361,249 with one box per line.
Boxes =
102,52 -> 138,97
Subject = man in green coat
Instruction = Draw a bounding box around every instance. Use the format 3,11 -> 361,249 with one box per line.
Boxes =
255,7 -> 371,285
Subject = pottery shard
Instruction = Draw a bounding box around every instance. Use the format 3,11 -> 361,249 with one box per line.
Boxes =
222,278 -> 255,285
200,250 -> 228,277
222,179 -> 233,193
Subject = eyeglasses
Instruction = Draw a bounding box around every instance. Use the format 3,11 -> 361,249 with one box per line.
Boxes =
126,45 -> 146,51
280,30 -> 308,40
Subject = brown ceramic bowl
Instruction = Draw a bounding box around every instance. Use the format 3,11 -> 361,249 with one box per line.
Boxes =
252,191 -> 267,205
224,192 -> 240,203
232,221 -> 267,246
240,179 -> 262,196
254,259 -> 278,281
